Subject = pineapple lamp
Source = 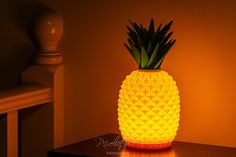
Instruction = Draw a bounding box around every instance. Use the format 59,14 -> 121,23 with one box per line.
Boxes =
29,7 -> 63,70
118,19 -> 180,149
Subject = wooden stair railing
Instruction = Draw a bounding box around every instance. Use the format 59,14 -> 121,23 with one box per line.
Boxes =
0,83 -> 51,157
0,83 -> 51,114
0,7 -> 64,157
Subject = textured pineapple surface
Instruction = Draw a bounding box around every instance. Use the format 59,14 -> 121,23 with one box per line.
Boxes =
118,70 -> 180,146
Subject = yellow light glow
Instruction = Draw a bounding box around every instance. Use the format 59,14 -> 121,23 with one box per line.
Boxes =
118,70 -> 180,149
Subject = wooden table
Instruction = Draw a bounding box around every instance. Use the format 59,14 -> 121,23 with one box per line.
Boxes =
48,134 -> 236,157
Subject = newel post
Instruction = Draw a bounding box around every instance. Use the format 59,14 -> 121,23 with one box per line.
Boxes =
22,7 -> 64,150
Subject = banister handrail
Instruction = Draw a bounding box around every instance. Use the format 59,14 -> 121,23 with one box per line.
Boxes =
0,83 -> 51,114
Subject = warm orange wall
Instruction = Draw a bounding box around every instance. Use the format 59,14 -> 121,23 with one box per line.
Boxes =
56,0 -> 236,147
1,0 -> 236,149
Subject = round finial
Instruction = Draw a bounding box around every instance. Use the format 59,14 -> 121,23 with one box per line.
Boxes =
30,8 -> 63,53
29,7 -> 63,65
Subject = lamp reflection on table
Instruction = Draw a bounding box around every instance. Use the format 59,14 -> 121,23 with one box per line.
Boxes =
119,147 -> 177,157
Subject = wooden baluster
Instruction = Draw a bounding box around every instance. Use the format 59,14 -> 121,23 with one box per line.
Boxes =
7,111 -> 18,157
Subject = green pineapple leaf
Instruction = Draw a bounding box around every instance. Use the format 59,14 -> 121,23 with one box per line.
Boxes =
160,31 -> 173,47
147,41 -> 153,54
132,46 -> 141,65
129,20 -> 142,36
148,19 -> 155,34
140,24 -> 143,29
141,47 -> 149,68
158,21 -> 173,42
153,23 -> 162,47
156,23 -> 162,33
127,26 -> 139,48
143,29 -> 149,49
154,39 -> 176,69
124,44 -> 137,63
124,19 -> 175,69
147,42 -> 160,67
128,38 -> 135,47
154,55 -> 165,69
137,36 -> 144,49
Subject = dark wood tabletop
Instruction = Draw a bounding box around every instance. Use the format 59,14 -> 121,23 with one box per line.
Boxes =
48,134 -> 236,157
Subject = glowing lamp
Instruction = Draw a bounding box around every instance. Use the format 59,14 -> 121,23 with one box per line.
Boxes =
118,70 -> 180,149
117,20 -> 180,149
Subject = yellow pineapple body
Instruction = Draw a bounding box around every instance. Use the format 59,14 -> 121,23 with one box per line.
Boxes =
118,70 -> 180,149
